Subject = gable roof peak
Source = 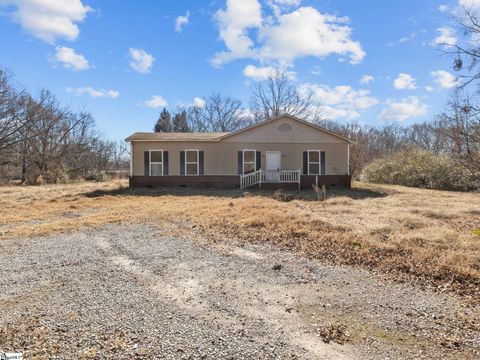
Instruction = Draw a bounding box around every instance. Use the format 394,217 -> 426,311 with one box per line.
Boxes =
219,113 -> 354,143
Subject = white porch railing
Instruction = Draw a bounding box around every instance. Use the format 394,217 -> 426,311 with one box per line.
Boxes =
240,169 -> 262,189
240,169 -> 301,189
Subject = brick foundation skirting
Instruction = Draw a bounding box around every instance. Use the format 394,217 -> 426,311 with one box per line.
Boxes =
129,175 -> 240,189
129,174 -> 351,189
300,175 -> 351,189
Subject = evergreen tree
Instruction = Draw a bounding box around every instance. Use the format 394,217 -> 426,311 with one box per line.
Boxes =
153,108 -> 172,132
172,110 -> 189,132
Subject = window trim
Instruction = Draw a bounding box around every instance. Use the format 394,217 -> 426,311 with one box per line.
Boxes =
307,150 -> 321,175
149,149 -> 163,176
242,149 -> 257,175
185,149 -> 200,176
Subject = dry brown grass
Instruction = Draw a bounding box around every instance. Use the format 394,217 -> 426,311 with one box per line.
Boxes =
1,180 -> 479,303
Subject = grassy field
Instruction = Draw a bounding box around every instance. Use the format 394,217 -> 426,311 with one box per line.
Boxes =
1,180 -> 479,303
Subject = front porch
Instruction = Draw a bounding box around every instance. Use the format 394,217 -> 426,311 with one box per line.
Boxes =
240,169 -> 301,189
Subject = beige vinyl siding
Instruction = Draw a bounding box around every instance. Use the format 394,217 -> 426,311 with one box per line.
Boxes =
132,141 -> 349,176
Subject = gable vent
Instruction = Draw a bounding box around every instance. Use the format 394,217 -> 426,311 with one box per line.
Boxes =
278,123 -> 292,132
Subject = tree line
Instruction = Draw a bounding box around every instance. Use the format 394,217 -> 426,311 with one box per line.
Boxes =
0,69 -> 128,184
1,65 -> 477,188
151,69 -> 478,189
324,97 -> 479,189
153,71 -> 322,134
1,6 -> 478,189
148,6 -> 479,190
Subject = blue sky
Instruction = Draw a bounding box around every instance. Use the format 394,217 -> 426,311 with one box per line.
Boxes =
0,0 -> 471,140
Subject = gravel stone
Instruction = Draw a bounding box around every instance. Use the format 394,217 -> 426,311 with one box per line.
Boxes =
0,224 -> 478,359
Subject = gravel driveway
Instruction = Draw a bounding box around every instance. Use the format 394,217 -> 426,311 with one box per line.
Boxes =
0,224 -> 478,359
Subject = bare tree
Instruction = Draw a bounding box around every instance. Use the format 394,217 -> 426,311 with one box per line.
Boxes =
0,69 -> 28,162
250,69 -> 322,122
320,121 -> 422,179
444,7 -> 480,87
404,120 -> 448,155
203,93 -> 243,131
437,91 -> 480,177
0,68 -> 131,184
186,105 -> 210,132
17,90 -> 96,183
109,140 -> 129,172
185,93 -> 245,132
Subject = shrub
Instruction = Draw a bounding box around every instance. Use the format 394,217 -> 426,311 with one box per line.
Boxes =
85,171 -> 109,182
360,148 -> 478,191
35,174 -> 45,185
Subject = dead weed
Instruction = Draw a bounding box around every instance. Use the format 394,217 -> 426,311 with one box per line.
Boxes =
1,180 -> 479,303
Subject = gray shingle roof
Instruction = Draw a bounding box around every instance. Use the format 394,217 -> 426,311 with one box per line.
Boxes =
125,132 -> 230,142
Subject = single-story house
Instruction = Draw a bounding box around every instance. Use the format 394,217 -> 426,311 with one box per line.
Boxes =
125,114 -> 352,189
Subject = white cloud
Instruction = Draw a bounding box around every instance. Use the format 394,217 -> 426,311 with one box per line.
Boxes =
310,66 -> 321,75
66,87 -> 119,98
360,74 -> 374,84
268,0 -> 301,8
175,11 -> 190,33
212,2 -> 365,67
393,73 -> 417,90
431,70 -> 459,89
400,33 -> 416,43
212,0 -> 262,66
243,64 -> 295,80
236,108 -> 255,121
144,95 -> 167,108
299,83 -> 378,120
0,0 -> 91,43
433,27 -> 457,47
438,4 -> 449,12
129,48 -> 154,74
258,7 -> 365,65
193,97 -> 206,108
318,106 -> 360,120
425,85 -> 434,92
378,96 -> 428,121
54,46 -> 89,70
304,84 -> 379,109
459,0 -> 480,9
243,65 -> 275,80
272,0 -> 301,4
267,0 -> 301,17
387,32 -> 417,47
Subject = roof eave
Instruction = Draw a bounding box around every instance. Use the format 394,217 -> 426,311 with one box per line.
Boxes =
125,138 -> 223,142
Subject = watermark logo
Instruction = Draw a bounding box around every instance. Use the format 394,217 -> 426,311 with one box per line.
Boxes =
0,353 -> 22,360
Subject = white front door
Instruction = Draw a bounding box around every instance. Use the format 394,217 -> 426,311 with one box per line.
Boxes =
266,151 -> 281,171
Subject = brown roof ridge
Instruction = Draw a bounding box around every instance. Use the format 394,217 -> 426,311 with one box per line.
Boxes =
125,131 -> 230,142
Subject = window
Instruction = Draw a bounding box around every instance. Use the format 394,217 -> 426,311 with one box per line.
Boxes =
308,150 -> 321,175
150,150 -> 163,176
185,150 -> 199,175
243,150 -> 256,174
